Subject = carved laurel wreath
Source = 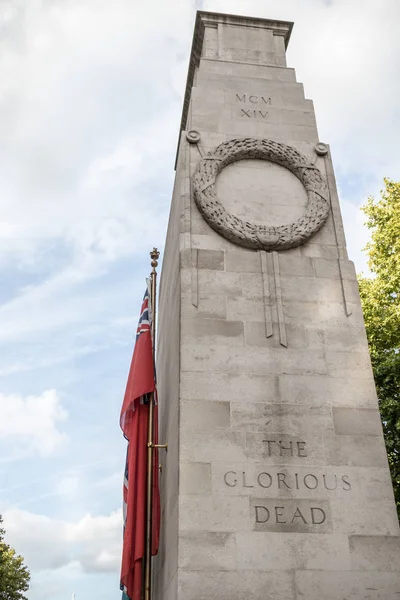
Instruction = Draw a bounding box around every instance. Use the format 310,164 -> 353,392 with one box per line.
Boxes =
193,137 -> 330,251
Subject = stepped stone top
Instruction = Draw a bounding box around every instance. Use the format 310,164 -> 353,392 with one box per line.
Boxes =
176,11 -> 294,164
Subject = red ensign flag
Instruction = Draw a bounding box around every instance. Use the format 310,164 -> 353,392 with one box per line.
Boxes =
120,287 -> 160,600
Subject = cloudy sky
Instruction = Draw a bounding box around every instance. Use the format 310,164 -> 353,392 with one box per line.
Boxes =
0,0 -> 399,598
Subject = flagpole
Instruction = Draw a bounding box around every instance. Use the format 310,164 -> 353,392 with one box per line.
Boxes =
144,247 -> 159,600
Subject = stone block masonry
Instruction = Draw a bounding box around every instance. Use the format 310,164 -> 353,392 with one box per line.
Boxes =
154,10 -> 399,600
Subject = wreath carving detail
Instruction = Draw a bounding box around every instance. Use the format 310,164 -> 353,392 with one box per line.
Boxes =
192,137 -> 330,251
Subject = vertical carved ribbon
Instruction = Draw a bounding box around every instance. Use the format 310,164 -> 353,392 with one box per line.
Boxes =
259,250 -> 273,338
217,23 -> 224,58
187,140 -> 198,308
272,251 -> 287,348
338,258 -> 352,317
323,155 -> 352,317
191,248 -> 198,308
185,141 -> 192,250
184,186 -> 191,250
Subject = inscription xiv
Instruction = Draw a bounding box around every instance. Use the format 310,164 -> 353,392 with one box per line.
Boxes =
236,93 -> 271,120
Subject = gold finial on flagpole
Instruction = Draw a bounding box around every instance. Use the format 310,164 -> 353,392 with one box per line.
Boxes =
149,248 -> 159,354
150,247 -> 159,270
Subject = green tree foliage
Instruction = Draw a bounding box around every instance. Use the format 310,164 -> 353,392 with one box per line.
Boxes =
358,179 -> 400,517
0,516 -> 30,600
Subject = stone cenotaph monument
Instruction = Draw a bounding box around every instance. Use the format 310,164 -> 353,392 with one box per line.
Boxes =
154,11 -> 400,600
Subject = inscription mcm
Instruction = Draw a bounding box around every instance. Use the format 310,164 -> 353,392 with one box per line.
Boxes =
236,93 -> 271,120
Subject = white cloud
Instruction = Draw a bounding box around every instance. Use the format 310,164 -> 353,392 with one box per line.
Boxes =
29,562 -> 84,600
67,510 -> 122,572
0,0 -> 194,353
2,507 -> 122,574
0,389 -> 68,456
0,0 -> 192,267
340,196 -> 371,274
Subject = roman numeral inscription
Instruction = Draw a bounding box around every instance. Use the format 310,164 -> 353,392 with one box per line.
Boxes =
236,94 -> 272,104
240,108 -> 268,119
236,93 -> 271,120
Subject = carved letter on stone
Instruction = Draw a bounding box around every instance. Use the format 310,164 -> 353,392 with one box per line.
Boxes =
255,506 -> 270,523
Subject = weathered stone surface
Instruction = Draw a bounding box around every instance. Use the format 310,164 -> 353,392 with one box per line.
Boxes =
331,499 -> 399,536
180,495 -> 251,532
180,371 -> 279,402
301,242 -> 339,259
279,253 -> 314,277
279,275 -> 346,303
180,400 -> 230,431
178,570 -> 295,600
180,462 -> 211,495
295,570 -> 400,600
190,231 -> 236,251
195,60 -> 297,81
181,317 -> 244,345
154,11 -> 399,600
333,407 -> 383,437
324,435 -> 389,467
181,293 -> 227,319
312,257 -> 357,280
197,249 -> 225,270
180,430 -> 247,463
229,346 -> 327,376
181,268 -> 242,295
278,374 -> 378,407
180,248 -> 225,270
325,350 -> 374,379
236,532 -> 351,570
230,402 -> 334,434
225,249 -> 260,272
354,467 -> 397,502
181,342 -> 329,375
322,326 -> 369,351
244,321 -> 323,350
240,272 -> 264,298
180,343 -> 230,373
227,296 -> 266,321
282,300 -> 365,328
349,535 -> 400,571
179,531 -> 236,570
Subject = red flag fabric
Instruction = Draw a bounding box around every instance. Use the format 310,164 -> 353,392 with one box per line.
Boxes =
120,287 -> 160,600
